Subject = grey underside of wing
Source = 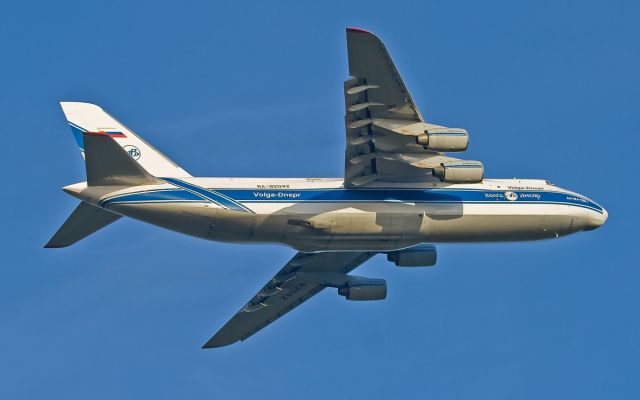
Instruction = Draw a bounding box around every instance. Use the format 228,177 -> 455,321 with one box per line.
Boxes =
203,251 -> 375,348
344,30 -> 464,186
347,30 -> 423,122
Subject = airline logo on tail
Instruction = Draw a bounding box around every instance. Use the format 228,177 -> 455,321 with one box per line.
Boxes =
123,145 -> 141,160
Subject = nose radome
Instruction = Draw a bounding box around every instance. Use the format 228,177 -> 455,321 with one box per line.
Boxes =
584,208 -> 608,231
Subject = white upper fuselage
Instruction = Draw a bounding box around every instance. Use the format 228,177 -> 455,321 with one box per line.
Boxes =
65,177 -> 607,252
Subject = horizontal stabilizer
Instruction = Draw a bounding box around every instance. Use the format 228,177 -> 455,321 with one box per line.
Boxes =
45,202 -> 121,248
84,133 -> 156,186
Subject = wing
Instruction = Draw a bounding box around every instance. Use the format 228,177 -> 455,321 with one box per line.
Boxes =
346,27 -> 424,122
344,28 -> 480,186
203,251 -> 376,348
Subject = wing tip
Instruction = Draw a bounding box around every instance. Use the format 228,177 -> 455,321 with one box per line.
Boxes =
346,27 -> 371,34
201,337 -> 239,349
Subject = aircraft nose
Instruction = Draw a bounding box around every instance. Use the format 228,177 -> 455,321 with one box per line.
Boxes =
584,207 -> 608,231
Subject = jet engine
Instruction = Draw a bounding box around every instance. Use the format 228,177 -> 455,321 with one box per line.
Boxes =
432,160 -> 484,183
416,128 -> 469,152
338,277 -> 387,301
387,244 -> 437,267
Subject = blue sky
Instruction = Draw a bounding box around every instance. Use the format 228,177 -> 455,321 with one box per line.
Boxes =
1,0 -> 638,398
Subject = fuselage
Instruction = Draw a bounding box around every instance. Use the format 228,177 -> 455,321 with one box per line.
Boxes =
64,177 -> 607,252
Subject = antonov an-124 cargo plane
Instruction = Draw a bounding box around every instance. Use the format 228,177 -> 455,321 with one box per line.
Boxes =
46,28 -> 607,348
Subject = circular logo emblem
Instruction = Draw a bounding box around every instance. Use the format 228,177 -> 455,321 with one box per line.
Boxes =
504,191 -> 518,201
123,145 -> 141,160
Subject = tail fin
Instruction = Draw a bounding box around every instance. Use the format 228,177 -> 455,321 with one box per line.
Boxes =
48,101 -> 184,248
61,102 -> 190,178
44,202 -> 121,248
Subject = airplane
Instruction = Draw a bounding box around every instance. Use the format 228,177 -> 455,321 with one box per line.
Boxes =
46,28 -> 607,348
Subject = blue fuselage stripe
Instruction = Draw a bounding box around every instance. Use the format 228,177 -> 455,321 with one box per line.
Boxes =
161,178 -> 255,213
100,187 -> 603,214
100,189 -> 203,208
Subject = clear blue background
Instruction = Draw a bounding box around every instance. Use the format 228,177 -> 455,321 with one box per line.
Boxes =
1,1 -> 637,398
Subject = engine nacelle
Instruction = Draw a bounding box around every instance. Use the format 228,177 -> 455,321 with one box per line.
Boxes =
338,278 -> 387,301
416,128 -> 469,152
387,244 -> 437,267
432,160 -> 484,183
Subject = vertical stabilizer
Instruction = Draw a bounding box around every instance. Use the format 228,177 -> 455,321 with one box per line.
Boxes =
60,102 -> 191,178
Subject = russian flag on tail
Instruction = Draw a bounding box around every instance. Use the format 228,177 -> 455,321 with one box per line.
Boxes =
85,131 -> 127,138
